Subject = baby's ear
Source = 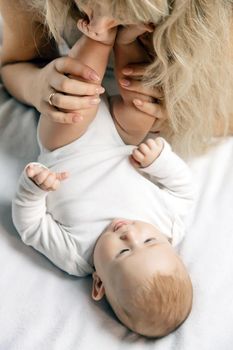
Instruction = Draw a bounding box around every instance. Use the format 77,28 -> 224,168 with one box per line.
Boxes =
91,272 -> 105,301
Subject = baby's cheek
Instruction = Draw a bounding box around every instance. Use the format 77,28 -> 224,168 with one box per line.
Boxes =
94,236 -> 114,265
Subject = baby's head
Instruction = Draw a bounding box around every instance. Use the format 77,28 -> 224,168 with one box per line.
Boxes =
92,219 -> 193,337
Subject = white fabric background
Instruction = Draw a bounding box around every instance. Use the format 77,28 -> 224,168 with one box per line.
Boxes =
0,17 -> 233,350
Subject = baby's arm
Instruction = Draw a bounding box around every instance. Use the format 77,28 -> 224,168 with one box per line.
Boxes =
12,164 -> 85,276
39,19 -> 116,151
111,25 -> 155,145
131,137 -> 195,215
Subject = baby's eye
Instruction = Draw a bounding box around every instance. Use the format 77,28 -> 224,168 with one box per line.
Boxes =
119,248 -> 130,255
144,238 -> 155,243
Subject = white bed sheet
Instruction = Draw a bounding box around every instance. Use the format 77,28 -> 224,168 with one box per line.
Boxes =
1,26 -> 233,350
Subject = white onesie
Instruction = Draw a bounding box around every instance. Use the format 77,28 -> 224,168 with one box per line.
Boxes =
12,98 -> 194,276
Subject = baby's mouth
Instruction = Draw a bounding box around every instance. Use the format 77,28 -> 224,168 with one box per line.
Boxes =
113,219 -> 132,232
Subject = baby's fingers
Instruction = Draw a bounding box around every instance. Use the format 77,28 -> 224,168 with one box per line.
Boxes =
26,164 -> 68,191
132,148 -> 145,163
41,171 -> 69,191
40,173 -> 59,191
137,142 -> 152,156
32,169 -> 52,187
26,163 -> 46,179
119,79 -> 163,101
144,138 -> 157,150
56,171 -> 69,181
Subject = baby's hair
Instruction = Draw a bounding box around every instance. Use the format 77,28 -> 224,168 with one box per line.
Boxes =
29,0 -> 233,157
116,270 -> 193,337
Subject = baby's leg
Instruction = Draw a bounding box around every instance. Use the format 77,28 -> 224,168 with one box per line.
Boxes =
116,24 -> 153,45
40,28 -> 113,151
111,25 -> 155,145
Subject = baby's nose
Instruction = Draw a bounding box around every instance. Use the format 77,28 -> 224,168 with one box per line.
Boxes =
120,230 -> 139,245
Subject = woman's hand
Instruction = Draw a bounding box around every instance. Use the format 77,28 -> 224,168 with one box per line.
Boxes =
119,63 -> 167,133
35,56 -> 105,124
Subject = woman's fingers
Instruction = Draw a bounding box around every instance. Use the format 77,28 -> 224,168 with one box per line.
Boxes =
51,69 -> 105,96
42,56 -> 105,124
119,78 -> 163,100
41,91 -> 101,124
55,56 -> 100,82
41,104 -> 83,124
120,64 -> 167,131
35,55 -> 105,124
48,92 -> 101,110
133,99 -> 167,133
120,63 -> 167,133
133,99 -> 166,120
122,64 -> 148,77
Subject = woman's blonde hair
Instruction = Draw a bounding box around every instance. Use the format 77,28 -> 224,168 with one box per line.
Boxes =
30,0 -> 233,157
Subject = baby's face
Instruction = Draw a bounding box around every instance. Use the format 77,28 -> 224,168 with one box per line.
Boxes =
92,219 -> 190,334
93,219 -> 180,290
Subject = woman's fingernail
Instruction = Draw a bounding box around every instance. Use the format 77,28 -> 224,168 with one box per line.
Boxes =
122,68 -> 133,75
90,98 -> 101,105
96,87 -> 105,94
120,79 -> 130,87
90,72 -> 100,81
133,99 -> 143,106
73,115 -> 83,122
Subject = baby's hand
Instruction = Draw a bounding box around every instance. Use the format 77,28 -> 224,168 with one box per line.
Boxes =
26,163 -> 69,191
116,24 -> 154,45
130,137 -> 164,168
77,19 -> 117,45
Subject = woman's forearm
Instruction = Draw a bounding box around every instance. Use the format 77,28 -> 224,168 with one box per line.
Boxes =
1,62 -> 43,107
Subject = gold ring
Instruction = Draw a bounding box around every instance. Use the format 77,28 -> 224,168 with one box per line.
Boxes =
48,92 -> 56,106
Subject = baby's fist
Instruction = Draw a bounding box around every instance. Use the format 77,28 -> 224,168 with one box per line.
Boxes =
130,137 -> 164,168
26,163 -> 69,191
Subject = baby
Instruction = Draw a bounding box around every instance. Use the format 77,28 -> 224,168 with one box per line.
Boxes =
12,9 -> 193,338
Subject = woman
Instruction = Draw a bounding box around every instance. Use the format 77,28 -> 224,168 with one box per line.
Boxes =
0,0 -> 233,156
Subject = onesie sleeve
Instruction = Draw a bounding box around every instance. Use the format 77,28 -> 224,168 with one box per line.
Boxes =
140,138 -> 195,217
12,164 -> 93,276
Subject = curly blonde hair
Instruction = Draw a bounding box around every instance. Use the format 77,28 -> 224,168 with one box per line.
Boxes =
30,0 -> 233,156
